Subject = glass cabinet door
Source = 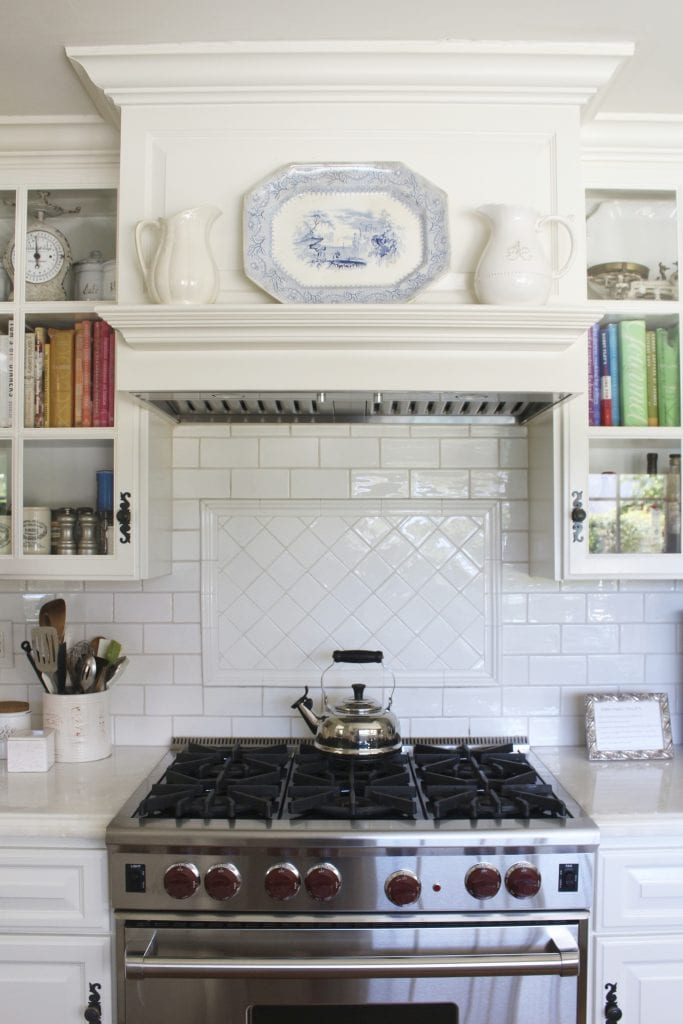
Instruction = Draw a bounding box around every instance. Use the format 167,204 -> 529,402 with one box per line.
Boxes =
565,187 -> 682,578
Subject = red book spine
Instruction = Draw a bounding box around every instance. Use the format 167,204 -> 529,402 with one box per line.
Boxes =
81,320 -> 92,427
107,326 -> 115,426
92,321 -> 104,427
599,328 -> 613,427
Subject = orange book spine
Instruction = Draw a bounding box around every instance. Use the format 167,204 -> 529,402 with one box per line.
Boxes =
47,327 -> 75,427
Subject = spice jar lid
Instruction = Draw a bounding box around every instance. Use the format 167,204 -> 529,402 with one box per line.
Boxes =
0,701 -> 29,715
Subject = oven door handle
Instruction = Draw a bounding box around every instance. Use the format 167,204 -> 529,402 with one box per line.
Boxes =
125,927 -> 580,980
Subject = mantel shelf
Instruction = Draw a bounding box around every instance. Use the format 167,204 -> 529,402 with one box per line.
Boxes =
98,303 -> 599,352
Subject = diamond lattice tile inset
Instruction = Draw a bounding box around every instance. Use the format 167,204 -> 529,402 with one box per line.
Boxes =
202,500 -> 500,683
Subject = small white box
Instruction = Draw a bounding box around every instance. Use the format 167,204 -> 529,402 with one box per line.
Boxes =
7,729 -> 56,772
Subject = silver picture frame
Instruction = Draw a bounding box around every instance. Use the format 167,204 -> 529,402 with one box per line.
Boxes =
585,692 -> 673,761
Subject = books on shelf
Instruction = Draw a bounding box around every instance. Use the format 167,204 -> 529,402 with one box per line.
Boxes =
21,319 -> 115,429
588,318 -> 680,428
0,320 -> 13,429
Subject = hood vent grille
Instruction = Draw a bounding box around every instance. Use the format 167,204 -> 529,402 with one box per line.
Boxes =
134,390 -> 571,425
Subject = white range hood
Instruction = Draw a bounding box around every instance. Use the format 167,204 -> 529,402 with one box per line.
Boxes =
101,302 -> 598,423
70,40 -> 628,418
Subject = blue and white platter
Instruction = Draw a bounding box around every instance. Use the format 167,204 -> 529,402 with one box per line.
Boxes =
243,162 -> 450,303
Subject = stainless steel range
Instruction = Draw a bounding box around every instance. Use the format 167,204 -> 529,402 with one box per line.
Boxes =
108,737 -> 598,1024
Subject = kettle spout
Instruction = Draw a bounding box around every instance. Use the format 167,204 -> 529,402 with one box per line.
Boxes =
291,686 -> 321,735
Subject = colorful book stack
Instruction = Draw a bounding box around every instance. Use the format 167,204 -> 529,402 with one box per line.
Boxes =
23,320 -> 115,428
588,320 -> 681,427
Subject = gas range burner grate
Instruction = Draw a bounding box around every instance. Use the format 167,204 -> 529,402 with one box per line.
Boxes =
287,748 -> 419,820
135,742 -> 291,821
413,743 -> 570,821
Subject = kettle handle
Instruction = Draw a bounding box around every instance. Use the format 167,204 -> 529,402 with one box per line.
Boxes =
537,214 -> 576,281
333,650 -> 383,664
134,218 -> 162,302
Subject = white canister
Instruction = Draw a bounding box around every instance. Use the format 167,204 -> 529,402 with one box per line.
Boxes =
22,506 -> 52,554
72,250 -> 103,301
0,701 -> 31,758
42,690 -> 111,763
101,259 -> 116,301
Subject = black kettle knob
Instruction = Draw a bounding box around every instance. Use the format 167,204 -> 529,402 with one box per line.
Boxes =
351,684 -> 366,700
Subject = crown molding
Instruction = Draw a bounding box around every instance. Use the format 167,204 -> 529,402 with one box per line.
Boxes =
0,116 -> 119,164
67,40 -> 634,118
582,113 -> 683,164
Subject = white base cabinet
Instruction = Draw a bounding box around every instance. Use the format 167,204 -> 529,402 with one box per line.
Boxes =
592,837 -> 683,1024
0,846 -> 112,1024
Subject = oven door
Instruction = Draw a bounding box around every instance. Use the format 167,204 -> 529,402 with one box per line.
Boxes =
119,915 -> 588,1024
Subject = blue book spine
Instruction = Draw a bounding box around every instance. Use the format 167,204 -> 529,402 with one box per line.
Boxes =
589,322 -> 601,425
607,321 -> 620,425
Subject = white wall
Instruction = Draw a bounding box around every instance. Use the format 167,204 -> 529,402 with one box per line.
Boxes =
1,418 -> 681,749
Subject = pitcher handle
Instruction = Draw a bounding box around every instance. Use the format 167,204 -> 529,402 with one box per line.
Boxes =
538,215 -> 576,281
134,218 -> 161,302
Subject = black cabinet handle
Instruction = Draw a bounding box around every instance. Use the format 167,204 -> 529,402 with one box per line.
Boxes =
604,982 -> 622,1023
83,981 -> 102,1023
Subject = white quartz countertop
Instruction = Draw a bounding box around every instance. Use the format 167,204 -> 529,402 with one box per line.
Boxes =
536,745 -> 683,837
0,745 -> 165,843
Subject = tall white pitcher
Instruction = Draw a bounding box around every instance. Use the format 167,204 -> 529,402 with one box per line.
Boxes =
135,205 -> 222,304
474,204 -> 575,305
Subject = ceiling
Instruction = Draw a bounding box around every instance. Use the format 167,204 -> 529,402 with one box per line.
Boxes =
1,0 -> 682,121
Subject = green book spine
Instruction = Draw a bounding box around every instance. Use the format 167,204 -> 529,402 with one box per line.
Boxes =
646,329 -> 659,425
656,325 -> 681,427
618,319 -> 648,427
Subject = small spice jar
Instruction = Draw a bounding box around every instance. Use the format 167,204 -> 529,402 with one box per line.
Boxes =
0,701 -> 31,758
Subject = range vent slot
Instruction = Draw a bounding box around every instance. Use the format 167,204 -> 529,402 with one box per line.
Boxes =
135,391 -> 571,425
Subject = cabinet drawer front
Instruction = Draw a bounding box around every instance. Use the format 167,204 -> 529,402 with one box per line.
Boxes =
598,848 -> 683,930
0,848 -> 109,931
593,935 -> 683,1024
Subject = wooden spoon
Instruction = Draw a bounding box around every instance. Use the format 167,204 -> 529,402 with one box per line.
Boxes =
39,597 -> 66,643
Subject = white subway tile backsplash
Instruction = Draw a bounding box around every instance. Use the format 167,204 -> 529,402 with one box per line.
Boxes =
3,421 -> 676,747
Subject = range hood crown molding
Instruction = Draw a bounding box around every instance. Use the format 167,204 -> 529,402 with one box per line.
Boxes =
100,302 -> 599,352
67,39 -> 635,123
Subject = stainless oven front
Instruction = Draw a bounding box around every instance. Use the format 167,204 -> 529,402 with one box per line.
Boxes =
119,912 -> 588,1024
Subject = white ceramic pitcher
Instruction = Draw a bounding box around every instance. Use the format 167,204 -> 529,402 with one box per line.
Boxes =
134,205 -> 222,304
474,204 -> 576,305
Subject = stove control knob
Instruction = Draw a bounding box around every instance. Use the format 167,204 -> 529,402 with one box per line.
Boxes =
505,862 -> 542,899
305,863 -> 342,902
465,863 -> 501,900
385,870 -> 421,907
163,862 -> 200,900
265,862 -> 301,901
204,863 -> 242,901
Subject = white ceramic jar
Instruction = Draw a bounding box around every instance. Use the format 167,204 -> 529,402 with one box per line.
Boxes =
0,701 -> 31,758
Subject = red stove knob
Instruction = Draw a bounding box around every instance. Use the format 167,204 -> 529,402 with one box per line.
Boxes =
385,870 -> 421,907
204,863 -> 242,901
465,863 -> 501,900
305,863 -> 342,902
163,862 -> 200,900
264,863 -> 301,901
505,862 -> 542,899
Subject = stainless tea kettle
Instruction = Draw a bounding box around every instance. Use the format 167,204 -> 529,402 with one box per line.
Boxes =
291,650 -> 401,758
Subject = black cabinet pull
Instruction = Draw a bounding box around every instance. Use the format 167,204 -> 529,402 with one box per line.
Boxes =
83,981 -> 102,1023
604,982 -> 622,1023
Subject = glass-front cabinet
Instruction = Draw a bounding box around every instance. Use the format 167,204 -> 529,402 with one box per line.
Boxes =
0,172 -> 171,580
563,185 -> 682,578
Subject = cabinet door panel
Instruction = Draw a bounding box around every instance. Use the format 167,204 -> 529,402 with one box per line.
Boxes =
0,933 -> 112,1024
595,935 -> 683,1024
